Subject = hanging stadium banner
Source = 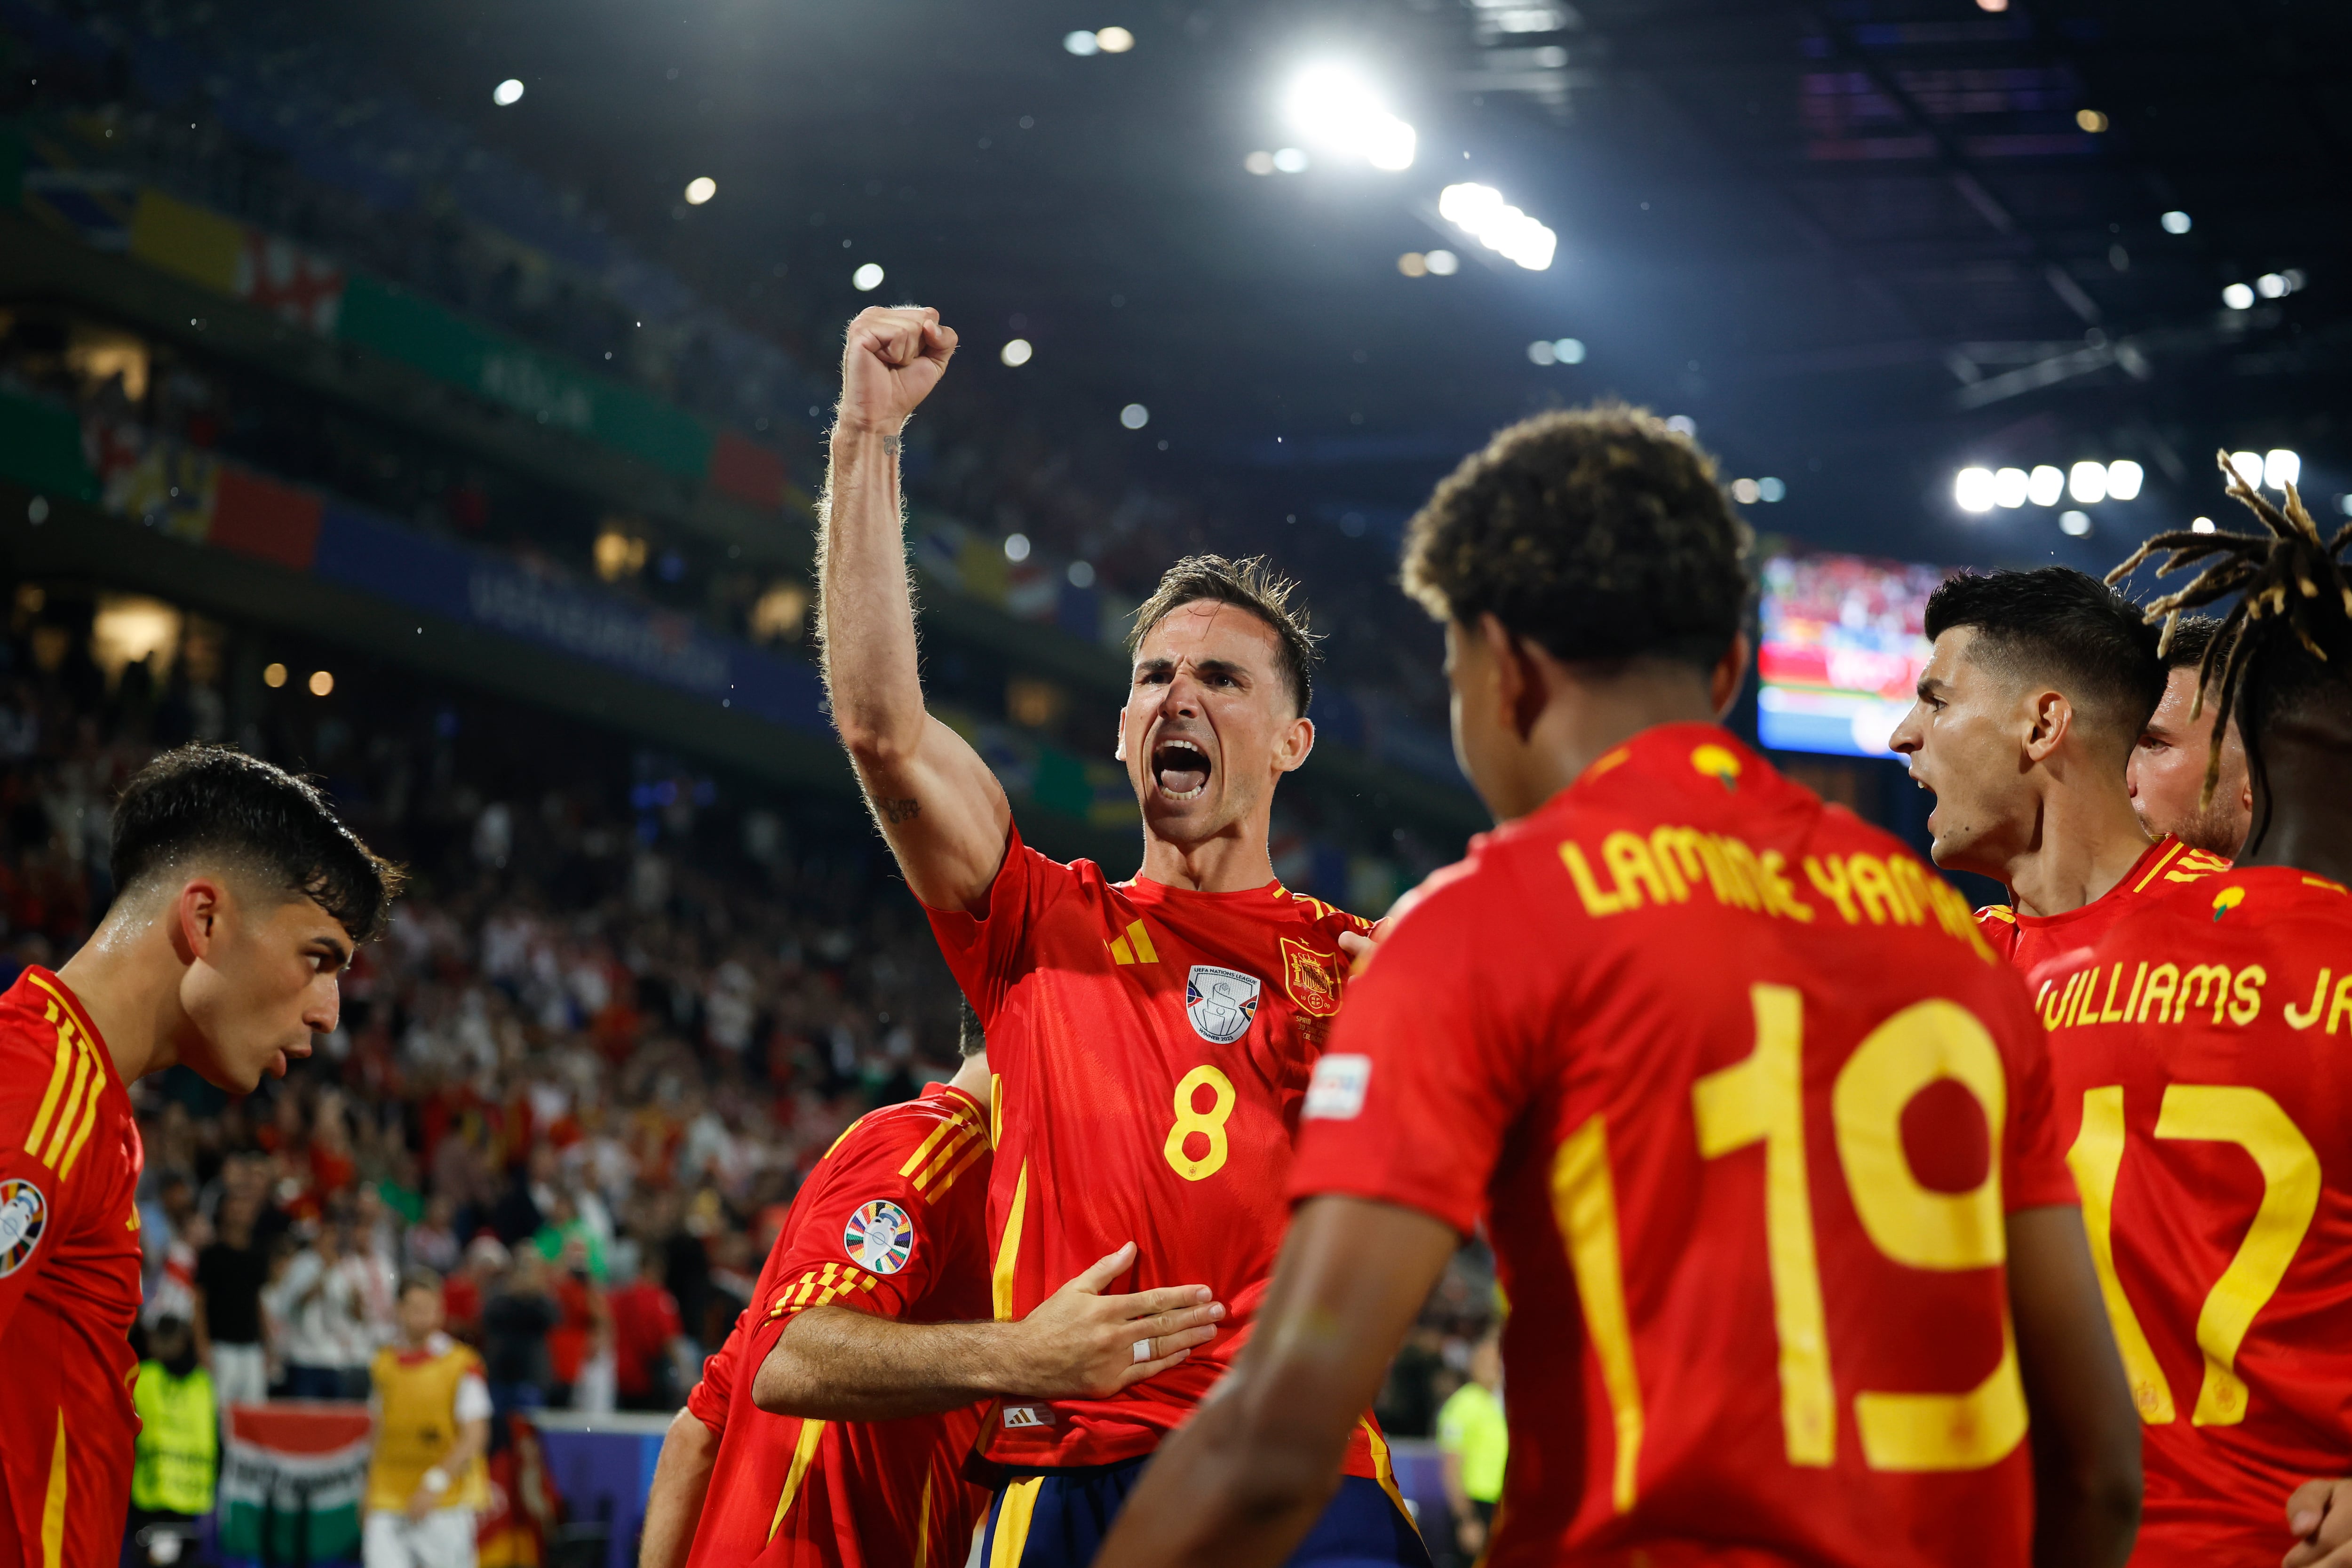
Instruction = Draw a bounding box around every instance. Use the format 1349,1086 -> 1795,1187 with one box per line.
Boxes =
215,1404 -> 372,1567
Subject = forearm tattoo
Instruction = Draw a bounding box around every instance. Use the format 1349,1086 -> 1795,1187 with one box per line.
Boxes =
879,797 -> 920,824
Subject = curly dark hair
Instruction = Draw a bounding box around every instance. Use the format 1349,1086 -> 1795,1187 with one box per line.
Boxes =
1400,403 -> 1751,669
111,744 -> 404,942
2106,452 -> 2352,841
1128,554 -> 1320,716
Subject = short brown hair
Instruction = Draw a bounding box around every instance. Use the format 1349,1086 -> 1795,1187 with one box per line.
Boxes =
1402,404 -> 1751,669
1127,555 -> 1319,715
2158,613 -> 2226,673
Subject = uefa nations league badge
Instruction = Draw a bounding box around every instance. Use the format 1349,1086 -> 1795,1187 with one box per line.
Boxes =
1185,965 -> 1261,1044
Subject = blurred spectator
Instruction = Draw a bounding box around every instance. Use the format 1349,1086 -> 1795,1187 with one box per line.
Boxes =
193,1193 -> 271,1411
606,1246 -> 685,1413
544,1234 -> 610,1411
126,1316 -> 217,1568
364,1272 -> 490,1568
143,1175 -> 208,1329
404,1195 -> 462,1277
270,1213 -> 382,1401
480,1250 -> 560,1425
443,1237 -> 508,1347
1435,1330 -> 1507,1568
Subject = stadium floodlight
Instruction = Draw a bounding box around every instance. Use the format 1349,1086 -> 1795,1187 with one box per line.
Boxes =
2068,461 -> 2108,504
1756,477 -> 1785,502
852,263 -> 885,291
2266,449 -> 2301,490
1731,478 -> 1761,504
1527,340 -> 1557,366
1245,151 -> 1276,175
2257,272 -> 2289,299
2161,210 -> 2191,234
1095,27 -> 1135,52
1120,403 -> 1150,429
1993,467 -> 2029,508
2229,452 -> 2264,486
1064,30 -> 1099,55
1554,337 -> 1585,363
2105,460 -> 2145,501
1422,248 -> 1459,275
493,79 -> 525,107
1285,66 -> 1416,171
1438,182 -> 1556,271
1955,467 -> 1996,513
1001,338 -> 1033,367
1271,147 -> 1310,173
2191,517 -> 2217,534
2027,465 -> 2066,507
2059,510 -> 2092,537
684,176 -> 717,205
1004,532 -> 1032,562
2222,282 -> 2255,310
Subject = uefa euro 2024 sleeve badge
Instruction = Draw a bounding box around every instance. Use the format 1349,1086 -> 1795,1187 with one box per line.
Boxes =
1184,965 -> 1261,1044
0,1176 -> 48,1277
843,1199 -> 914,1275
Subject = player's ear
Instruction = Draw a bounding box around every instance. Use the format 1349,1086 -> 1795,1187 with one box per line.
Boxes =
2024,689 -> 2072,763
1709,633 -> 1751,719
1113,705 -> 1127,763
1276,715 -> 1314,774
174,876 -> 229,964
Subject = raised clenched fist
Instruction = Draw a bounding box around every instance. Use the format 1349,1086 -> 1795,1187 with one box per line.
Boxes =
837,306 -> 958,436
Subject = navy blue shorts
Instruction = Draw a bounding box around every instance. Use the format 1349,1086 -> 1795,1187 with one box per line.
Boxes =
977,1457 -> 1430,1568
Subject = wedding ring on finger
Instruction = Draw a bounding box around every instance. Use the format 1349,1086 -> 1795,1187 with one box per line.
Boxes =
1133,1337 -> 1154,1364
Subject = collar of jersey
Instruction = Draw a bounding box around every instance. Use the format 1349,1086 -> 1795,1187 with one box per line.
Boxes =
920,1080 -> 987,1122
2007,835 -> 2182,929
1561,721 -> 1751,802
1118,874 -> 1285,905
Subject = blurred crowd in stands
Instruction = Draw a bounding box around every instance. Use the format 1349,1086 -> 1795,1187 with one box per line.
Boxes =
0,587 -> 1495,1433
0,0 -> 1454,747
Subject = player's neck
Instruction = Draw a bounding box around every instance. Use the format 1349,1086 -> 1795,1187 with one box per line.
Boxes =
2001,775 -> 2154,919
1506,684 -> 1721,820
2234,737 -> 2352,886
1136,820 -> 1276,893
55,914 -> 192,1083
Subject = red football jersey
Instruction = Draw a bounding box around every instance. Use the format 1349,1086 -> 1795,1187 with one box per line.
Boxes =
1290,724 -> 2075,1568
2040,866 -> 2352,1565
0,969 -> 143,1568
682,1082 -> 992,1568
927,825 -> 1396,1482
1975,835 -> 2229,975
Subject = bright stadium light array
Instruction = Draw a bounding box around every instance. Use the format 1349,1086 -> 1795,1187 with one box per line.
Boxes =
1955,459 -> 2145,514
2266,448 -> 2301,489
852,263 -> 885,291
1001,338 -> 1033,366
683,176 -> 717,205
1526,337 -> 1584,365
1285,66 -> 1416,171
1064,28 -> 1135,55
2161,210 -> 2192,234
1438,182 -> 1556,270
493,79 -> 525,107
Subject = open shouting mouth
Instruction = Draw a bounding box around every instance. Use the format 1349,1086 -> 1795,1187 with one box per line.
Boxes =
1152,738 -> 1212,801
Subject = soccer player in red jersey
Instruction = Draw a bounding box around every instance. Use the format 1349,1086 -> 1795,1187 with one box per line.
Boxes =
635,1006 -> 1218,1568
0,747 -> 398,1568
2127,615 -> 2253,860
1887,567 -> 2228,976
816,306 -> 1423,1566
1097,405 -> 2142,1568
2035,466 -> 2352,1568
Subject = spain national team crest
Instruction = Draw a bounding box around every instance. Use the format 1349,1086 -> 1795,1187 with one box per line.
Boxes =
0,1176 -> 48,1278
842,1199 -> 914,1275
1185,965 -> 1261,1044
1280,939 -> 1347,1019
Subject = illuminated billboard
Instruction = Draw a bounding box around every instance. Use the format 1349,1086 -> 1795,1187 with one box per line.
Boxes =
1757,551 -> 1954,758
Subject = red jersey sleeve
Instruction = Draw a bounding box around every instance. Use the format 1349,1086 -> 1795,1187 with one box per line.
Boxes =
1287,859 -> 1536,1235
919,822 -> 1052,1024
684,1306 -> 748,1434
0,1019 -> 91,1338
1997,997 -> 2074,1212
758,1103 -> 982,1332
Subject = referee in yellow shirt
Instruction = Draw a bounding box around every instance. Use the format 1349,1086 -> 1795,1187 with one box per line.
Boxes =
1434,1331 -> 1506,1567
365,1272 -> 491,1568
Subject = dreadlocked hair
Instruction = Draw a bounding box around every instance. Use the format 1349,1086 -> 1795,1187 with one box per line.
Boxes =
2105,449 -> 2352,834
